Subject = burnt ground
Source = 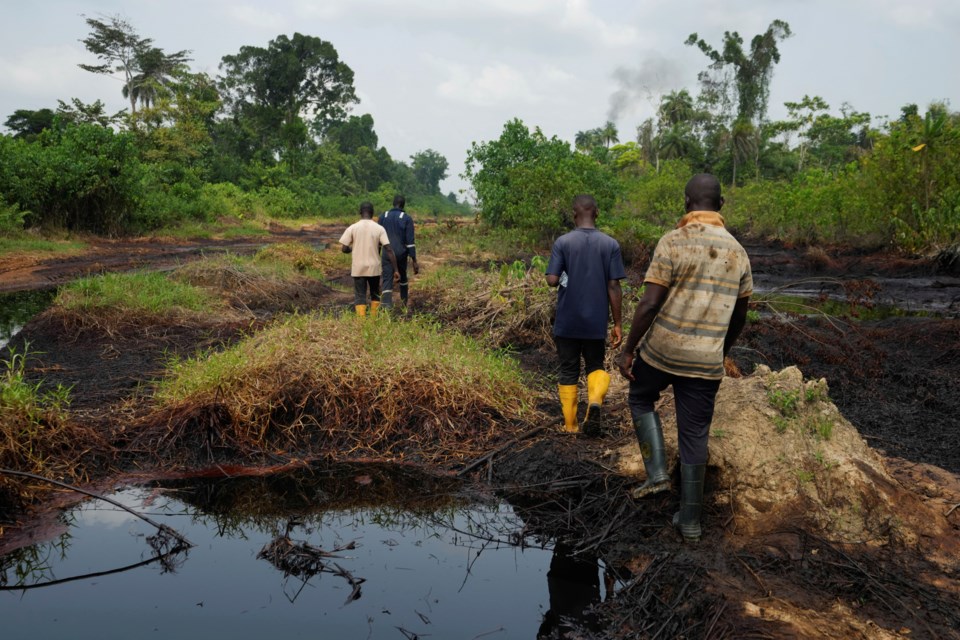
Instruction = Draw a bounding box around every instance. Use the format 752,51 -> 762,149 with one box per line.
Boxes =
0,222 -> 344,294
2,235 -> 960,638
733,243 -> 960,475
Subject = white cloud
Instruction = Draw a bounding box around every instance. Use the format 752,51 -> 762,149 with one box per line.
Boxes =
560,0 -> 640,47
436,61 -> 539,107
0,44 -> 121,110
226,4 -> 289,31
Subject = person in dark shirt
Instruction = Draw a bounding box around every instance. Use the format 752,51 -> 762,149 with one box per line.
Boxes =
546,194 -> 625,436
378,195 -> 420,310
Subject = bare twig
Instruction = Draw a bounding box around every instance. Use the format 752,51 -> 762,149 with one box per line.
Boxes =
0,468 -> 192,547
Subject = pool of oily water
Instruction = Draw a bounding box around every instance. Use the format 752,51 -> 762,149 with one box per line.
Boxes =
0,289 -> 56,350
1,464 -> 611,639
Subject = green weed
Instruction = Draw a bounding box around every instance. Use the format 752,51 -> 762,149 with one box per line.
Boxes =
57,271 -> 214,315
768,388 -> 800,417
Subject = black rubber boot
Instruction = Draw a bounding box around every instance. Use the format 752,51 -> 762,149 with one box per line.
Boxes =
630,412 -> 670,499
673,463 -> 706,542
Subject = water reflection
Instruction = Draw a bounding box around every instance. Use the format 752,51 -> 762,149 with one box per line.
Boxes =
0,463 -> 569,638
537,543 -> 601,639
0,288 -> 56,350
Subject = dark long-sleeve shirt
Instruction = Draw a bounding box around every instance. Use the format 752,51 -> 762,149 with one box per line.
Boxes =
378,208 -> 416,260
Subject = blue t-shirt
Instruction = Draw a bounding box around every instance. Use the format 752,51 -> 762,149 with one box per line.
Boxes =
546,228 -> 626,340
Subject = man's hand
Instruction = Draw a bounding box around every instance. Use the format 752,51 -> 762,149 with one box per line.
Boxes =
394,271 -> 400,282
610,325 -> 623,349
617,350 -> 635,381
412,259 -> 420,275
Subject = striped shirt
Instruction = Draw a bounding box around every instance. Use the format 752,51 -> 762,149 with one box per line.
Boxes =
638,211 -> 752,380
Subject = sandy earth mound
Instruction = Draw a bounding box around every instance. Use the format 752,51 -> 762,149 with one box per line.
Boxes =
611,365 -> 959,568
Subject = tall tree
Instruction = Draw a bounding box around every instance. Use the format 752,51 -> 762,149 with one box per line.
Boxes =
686,20 -> 792,126
4,109 -> 56,140
601,120 -> 620,148
78,14 -> 152,115
686,20 -> 792,182
123,46 -> 192,110
218,33 -> 358,163
410,149 -> 449,195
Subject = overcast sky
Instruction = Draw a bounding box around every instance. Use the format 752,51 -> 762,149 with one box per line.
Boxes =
2,0 -> 958,196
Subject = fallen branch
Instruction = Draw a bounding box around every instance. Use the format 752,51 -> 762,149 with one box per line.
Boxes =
456,423 -> 551,477
0,468 -> 193,548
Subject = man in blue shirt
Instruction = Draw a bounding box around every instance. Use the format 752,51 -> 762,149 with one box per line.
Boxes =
546,194 -> 625,435
379,195 -> 420,310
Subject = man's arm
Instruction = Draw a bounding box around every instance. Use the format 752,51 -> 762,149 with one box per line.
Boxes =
341,244 -> 352,254
546,274 -> 560,287
616,283 -> 669,380
608,279 -> 623,348
724,296 -> 750,356
405,217 -> 419,274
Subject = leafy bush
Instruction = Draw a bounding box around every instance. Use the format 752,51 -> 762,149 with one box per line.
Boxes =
617,159 -> 690,227
0,201 -> 26,234
465,119 -> 621,237
0,123 -> 144,234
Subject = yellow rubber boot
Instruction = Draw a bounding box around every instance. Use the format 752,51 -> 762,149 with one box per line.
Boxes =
370,301 -> 381,318
558,384 -> 579,433
583,370 -> 611,437
355,304 -> 367,317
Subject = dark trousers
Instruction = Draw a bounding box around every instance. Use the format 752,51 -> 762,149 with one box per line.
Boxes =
353,276 -> 380,306
554,336 -> 606,385
627,356 -> 721,465
381,253 -> 408,307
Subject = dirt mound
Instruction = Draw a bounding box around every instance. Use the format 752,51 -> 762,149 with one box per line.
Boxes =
610,365 -> 960,568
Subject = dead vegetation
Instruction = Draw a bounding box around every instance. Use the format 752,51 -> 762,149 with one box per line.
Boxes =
128,313 -> 543,467
0,348 -> 105,518
418,261 -> 556,349
172,250 -> 339,315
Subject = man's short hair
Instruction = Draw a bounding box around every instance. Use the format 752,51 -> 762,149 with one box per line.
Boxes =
684,174 -> 722,210
573,194 -> 597,212
359,201 -> 374,215
393,195 -> 406,209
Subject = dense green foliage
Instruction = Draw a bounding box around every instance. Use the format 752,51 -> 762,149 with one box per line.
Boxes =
464,119 -> 619,238
0,17 -> 467,236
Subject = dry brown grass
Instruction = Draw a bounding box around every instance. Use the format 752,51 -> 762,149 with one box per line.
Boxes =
173,253 -> 336,314
0,349 -> 105,517
254,241 -> 350,277
418,263 -> 556,349
131,313 -> 542,467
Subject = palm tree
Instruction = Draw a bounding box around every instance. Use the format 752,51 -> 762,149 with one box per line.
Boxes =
601,120 -> 619,148
659,90 -> 696,127
123,47 -> 192,110
659,124 -> 698,161
636,119 -> 658,170
729,119 -> 758,185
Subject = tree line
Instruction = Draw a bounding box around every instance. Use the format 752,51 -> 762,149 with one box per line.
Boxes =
466,20 -> 959,253
0,15 -> 465,235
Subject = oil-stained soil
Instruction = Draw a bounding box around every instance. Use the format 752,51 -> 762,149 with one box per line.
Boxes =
1,233 -> 959,639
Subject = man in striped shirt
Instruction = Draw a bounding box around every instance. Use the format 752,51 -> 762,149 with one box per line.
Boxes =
616,173 -> 752,543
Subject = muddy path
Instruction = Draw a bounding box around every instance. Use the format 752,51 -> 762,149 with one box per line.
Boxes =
2,232 -> 959,638
0,223 -> 344,294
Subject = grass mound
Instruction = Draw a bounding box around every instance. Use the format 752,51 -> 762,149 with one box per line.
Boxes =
51,271 -> 226,334
253,241 -> 348,276
0,348 -> 103,518
133,313 -> 541,466
173,251 -> 337,314
419,261 -> 555,348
